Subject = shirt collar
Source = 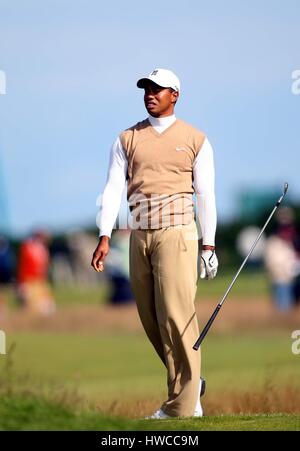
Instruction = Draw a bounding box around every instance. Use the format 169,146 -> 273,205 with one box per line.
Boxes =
148,114 -> 176,128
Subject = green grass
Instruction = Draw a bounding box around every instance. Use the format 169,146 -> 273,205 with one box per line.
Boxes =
0,395 -> 299,431
3,283 -> 110,309
52,284 -> 110,307
196,269 -> 269,300
0,277 -> 298,431
0,394 -> 130,431
201,334 -> 300,390
1,331 -> 299,401
1,330 -> 299,430
145,414 -> 300,431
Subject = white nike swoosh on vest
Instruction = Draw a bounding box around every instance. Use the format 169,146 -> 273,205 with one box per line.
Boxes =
175,147 -> 188,152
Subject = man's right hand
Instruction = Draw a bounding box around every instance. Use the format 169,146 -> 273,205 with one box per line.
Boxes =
91,236 -> 110,272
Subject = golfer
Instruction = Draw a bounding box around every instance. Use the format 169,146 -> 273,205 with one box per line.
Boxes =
91,68 -> 218,418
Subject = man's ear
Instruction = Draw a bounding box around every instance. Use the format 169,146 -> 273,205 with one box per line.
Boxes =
172,90 -> 179,104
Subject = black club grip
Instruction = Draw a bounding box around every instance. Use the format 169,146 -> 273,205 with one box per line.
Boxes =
193,304 -> 222,350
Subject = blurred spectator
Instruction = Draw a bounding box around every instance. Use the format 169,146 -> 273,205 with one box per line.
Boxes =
0,235 -> 14,283
105,229 -> 134,305
66,230 -> 100,286
0,235 -> 15,317
17,229 -> 56,315
264,207 -> 300,311
50,237 -> 74,285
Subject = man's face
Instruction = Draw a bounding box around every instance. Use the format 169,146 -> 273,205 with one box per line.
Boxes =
143,81 -> 179,118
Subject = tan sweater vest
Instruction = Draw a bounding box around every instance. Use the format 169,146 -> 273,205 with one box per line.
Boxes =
120,118 -> 206,229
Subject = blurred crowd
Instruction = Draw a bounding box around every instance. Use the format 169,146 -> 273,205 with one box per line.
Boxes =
0,228 -> 134,318
1,206 -> 299,318
237,206 -> 300,311
264,207 -> 300,311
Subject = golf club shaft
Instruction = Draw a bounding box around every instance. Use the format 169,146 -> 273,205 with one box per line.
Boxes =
193,183 -> 289,351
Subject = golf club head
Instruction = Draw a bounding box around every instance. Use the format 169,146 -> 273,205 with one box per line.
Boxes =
276,182 -> 289,206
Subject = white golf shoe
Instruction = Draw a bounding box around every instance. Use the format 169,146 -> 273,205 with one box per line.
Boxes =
145,409 -> 171,419
194,377 -> 205,417
145,406 -> 203,419
145,377 -> 206,419
194,401 -> 204,417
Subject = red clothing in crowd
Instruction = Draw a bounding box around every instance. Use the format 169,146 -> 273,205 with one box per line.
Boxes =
17,239 -> 50,283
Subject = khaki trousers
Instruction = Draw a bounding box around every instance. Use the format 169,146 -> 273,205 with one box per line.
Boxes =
129,220 -> 200,417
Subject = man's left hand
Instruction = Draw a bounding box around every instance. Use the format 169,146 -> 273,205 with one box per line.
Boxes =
200,250 -> 218,279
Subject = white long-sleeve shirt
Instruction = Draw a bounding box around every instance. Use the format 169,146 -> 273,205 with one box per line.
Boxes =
99,114 -> 217,245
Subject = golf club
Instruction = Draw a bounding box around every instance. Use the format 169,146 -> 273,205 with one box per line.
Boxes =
193,182 -> 289,351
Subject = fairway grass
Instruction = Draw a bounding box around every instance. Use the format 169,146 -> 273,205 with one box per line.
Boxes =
0,330 -> 299,420
0,394 -> 299,431
1,331 -> 300,399
1,274 -> 298,431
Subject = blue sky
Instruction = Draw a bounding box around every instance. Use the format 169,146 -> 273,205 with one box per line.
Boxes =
0,0 -> 299,236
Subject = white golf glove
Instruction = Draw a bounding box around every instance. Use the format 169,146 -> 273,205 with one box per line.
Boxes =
200,250 -> 218,280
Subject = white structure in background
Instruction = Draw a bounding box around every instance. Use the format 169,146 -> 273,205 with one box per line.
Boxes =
236,226 -> 266,262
